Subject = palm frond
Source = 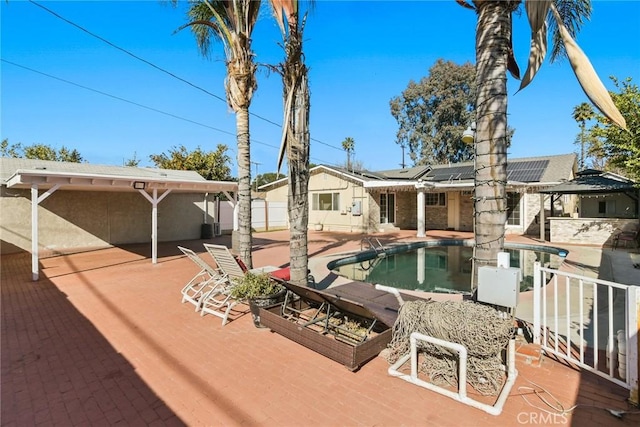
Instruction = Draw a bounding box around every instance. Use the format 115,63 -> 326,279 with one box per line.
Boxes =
518,0 -> 551,91
550,4 -> 626,130
548,0 -> 591,62
455,0 -> 475,10
525,0 -> 551,34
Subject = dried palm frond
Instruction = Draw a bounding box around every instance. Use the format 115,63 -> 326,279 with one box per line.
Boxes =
518,0 -> 551,91
550,4 -> 627,130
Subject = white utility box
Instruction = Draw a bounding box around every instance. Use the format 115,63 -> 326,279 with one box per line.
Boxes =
477,266 -> 521,309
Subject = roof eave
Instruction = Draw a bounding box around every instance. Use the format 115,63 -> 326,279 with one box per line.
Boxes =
6,169 -> 237,193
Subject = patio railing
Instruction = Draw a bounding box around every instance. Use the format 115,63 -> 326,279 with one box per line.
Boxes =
532,262 -> 639,401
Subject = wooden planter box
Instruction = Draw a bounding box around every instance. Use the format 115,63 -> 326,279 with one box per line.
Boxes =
259,303 -> 392,371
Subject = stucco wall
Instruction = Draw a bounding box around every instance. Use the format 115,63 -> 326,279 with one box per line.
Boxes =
265,171 -> 370,233
0,187 -> 214,254
579,193 -> 637,218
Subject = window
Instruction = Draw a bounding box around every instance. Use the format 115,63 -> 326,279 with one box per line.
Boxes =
598,200 -> 616,215
312,192 -> 339,211
506,192 -> 521,226
426,192 -> 446,207
425,253 -> 447,270
598,201 -> 606,214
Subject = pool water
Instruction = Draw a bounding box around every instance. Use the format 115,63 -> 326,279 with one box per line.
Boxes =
330,242 -> 567,295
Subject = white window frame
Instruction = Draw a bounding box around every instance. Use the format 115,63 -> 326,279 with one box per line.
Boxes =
425,192 -> 446,207
312,192 -> 340,211
506,192 -> 522,227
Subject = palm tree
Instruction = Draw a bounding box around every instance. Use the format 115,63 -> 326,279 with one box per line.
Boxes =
269,0 -> 312,286
341,137 -> 355,171
458,0 -> 626,274
176,0 -> 260,268
573,102 -> 594,170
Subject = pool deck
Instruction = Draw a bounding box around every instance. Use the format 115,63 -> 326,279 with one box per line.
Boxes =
2,230 -> 639,426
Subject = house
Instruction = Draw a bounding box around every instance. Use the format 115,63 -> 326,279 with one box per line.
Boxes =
0,158 -> 237,279
261,154 -> 577,237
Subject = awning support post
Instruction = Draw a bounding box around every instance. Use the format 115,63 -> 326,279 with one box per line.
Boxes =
30,183 -> 61,281
138,188 -> 171,264
417,190 -> 425,237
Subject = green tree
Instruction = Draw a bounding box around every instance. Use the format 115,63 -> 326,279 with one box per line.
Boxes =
149,145 -> 232,181
341,136 -> 355,171
1,139 -> 83,162
269,0 -> 312,286
176,0 -> 260,268
390,59 -> 476,165
572,102 -> 594,170
1,139 -> 21,157
253,172 -> 282,189
587,77 -> 640,181
459,0 -> 626,273
124,152 -> 141,167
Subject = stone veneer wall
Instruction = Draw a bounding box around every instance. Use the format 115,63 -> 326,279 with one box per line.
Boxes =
395,192 -> 417,229
549,217 -> 639,246
459,192 -> 474,232
425,205 -> 448,230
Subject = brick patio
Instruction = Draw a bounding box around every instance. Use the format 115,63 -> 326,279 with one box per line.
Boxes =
2,230 -> 638,426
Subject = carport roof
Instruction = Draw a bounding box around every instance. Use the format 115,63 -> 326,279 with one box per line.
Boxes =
1,158 -> 237,193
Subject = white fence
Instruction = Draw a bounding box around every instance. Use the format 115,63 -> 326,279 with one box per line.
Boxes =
532,262 -> 639,396
216,199 -> 288,233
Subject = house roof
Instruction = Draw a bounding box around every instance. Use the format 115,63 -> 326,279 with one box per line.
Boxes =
539,168 -> 637,195
1,157 -> 238,193
259,153 -> 577,192
376,165 -> 431,180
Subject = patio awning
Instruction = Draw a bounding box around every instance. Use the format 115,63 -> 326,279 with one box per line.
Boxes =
539,170 -> 637,196
6,167 -> 238,281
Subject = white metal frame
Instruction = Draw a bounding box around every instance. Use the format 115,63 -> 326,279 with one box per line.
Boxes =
388,333 -> 518,416
375,284 -> 518,416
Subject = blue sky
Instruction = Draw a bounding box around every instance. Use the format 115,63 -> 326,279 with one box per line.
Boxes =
2,1 -> 639,177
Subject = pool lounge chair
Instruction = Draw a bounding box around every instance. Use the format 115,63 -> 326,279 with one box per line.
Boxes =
201,243 -> 290,325
177,246 -> 225,311
613,223 -> 640,249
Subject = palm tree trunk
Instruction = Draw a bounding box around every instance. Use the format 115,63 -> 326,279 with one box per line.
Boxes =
473,1 -> 512,274
236,107 -> 253,268
288,73 -> 310,286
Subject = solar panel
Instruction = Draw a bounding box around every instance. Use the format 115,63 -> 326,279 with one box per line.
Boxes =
427,165 -> 475,182
425,160 -> 549,183
507,160 -> 549,182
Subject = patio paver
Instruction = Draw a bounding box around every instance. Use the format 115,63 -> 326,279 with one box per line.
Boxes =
2,230 -> 638,426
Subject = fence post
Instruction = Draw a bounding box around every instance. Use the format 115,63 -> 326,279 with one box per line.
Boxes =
533,262 -> 541,345
627,286 -> 639,405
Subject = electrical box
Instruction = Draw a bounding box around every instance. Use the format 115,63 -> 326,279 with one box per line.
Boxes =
477,266 -> 521,309
351,200 -> 362,216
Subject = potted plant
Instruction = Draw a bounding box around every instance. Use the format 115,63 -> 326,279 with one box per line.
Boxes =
230,272 -> 286,327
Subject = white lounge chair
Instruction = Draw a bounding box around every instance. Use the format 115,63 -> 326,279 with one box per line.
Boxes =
201,243 -> 289,325
177,246 -> 225,311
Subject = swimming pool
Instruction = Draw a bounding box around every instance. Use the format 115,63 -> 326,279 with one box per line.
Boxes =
328,240 -> 569,295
